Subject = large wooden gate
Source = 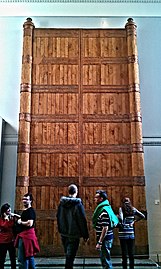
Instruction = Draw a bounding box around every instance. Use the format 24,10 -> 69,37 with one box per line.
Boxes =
15,18 -> 148,256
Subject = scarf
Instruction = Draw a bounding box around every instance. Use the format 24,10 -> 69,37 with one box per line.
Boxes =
92,200 -> 118,228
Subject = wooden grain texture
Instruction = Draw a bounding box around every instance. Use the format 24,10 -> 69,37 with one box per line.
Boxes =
16,18 -> 148,256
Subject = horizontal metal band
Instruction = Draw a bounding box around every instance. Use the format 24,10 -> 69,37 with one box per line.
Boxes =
31,113 -> 142,123
128,84 -> 140,92
30,143 -> 144,153
130,112 -> 142,122
29,177 -> 79,186
16,176 -> 29,186
32,85 -> 129,93
32,85 -> 79,93
22,55 -> 33,64
83,176 -> 145,185
28,176 -> 145,186
19,113 -> 31,122
128,55 -> 138,64
20,83 -> 31,93
18,143 -> 30,153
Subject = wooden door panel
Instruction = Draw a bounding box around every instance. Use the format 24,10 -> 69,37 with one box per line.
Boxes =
101,63 -> 128,85
82,93 -> 129,115
31,122 -> 78,145
82,64 -> 128,85
32,93 -> 79,114
100,37 -> 127,58
30,153 -> 79,177
83,123 -> 131,144
16,18 -> 148,256
82,153 -> 132,177
33,64 -> 79,85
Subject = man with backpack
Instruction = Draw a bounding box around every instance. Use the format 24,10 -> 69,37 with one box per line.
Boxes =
92,190 -> 118,269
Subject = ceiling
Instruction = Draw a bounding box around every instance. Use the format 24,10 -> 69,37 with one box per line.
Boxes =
0,0 -> 161,16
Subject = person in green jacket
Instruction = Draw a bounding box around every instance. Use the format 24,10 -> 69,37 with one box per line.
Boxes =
92,190 -> 118,269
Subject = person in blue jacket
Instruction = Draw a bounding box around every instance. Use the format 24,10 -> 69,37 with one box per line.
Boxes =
57,184 -> 89,269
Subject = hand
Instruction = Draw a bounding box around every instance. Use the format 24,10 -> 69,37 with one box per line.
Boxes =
17,218 -> 22,224
4,213 -> 9,220
130,221 -> 135,227
96,243 -> 102,250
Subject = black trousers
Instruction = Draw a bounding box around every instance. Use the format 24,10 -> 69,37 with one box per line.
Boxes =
120,239 -> 135,269
0,242 -> 16,269
61,236 -> 80,269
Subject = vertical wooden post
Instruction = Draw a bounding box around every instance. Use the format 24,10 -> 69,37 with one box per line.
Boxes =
126,19 -> 147,253
15,18 -> 35,209
126,18 -> 144,178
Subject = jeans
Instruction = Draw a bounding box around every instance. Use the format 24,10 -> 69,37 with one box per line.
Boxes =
99,237 -> 113,269
18,238 -> 35,269
0,242 -> 16,269
120,239 -> 135,269
61,236 -> 80,269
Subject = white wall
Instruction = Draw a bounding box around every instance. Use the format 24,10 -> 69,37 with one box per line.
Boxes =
0,123 -> 18,209
136,18 -> 161,261
0,117 -> 5,194
0,17 -> 23,130
144,146 -> 161,261
0,16 -> 161,261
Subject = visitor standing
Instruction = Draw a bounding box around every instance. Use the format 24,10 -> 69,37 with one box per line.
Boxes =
57,184 -> 89,269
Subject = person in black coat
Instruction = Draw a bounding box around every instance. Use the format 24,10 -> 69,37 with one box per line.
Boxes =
57,184 -> 89,269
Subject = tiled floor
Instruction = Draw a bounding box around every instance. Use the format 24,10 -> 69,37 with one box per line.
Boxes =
4,257 -> 160,268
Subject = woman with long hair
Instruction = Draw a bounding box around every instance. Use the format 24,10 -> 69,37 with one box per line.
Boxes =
0,203 -> 20,269
118,197 -> 145,269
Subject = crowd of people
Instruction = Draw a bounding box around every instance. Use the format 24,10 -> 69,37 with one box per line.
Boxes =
0,184 -> 145,269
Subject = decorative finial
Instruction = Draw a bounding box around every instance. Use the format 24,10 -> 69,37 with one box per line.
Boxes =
23,17 -> 34,29
125,17 -> 137,30
127,18 -> 134,23
26,18 -> 32,22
